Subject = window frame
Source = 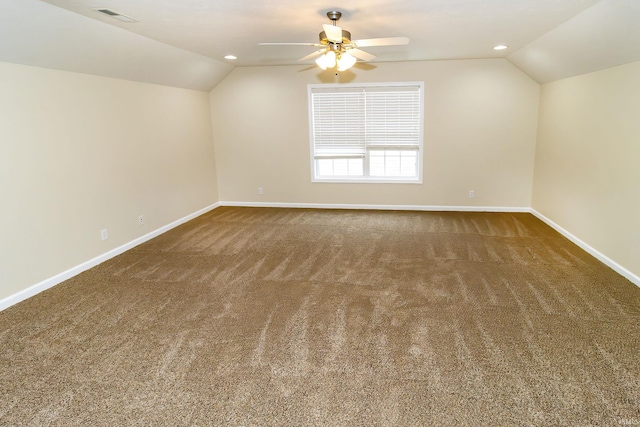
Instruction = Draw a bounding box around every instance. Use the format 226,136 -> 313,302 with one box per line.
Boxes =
308,81 -> 424,184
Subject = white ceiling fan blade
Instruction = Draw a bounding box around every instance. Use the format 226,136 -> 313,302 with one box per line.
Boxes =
259,42 -> 323,46
347,48 -> 376,62
352,37 -> 410,48
323,24 -> 343,43
299,49 -> 326,62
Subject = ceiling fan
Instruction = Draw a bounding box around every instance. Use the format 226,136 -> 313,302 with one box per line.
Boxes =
259,11 -> 410,71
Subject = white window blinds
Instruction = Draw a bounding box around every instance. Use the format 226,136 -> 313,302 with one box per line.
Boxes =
365,86 -> 421,149
311,89 -> 366,157
310,83 -> 422,157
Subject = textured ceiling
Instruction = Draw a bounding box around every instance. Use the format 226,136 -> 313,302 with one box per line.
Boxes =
1,0 -> 639,90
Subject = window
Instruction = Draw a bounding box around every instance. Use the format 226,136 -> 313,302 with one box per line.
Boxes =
309,82 -> 423,183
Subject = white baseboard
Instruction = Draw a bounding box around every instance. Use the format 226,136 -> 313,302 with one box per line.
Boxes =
0,203 -> 221,312
219,201 -> 531,213
531,209 -> 640,288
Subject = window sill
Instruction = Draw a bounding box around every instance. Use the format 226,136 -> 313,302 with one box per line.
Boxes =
312,177 -> 423,184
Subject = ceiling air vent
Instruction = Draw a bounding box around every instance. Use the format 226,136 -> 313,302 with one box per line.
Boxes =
92,8 -> 137,23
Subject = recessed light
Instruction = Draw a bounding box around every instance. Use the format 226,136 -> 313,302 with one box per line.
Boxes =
224,55 -> 238,60
493,45 -> 508,51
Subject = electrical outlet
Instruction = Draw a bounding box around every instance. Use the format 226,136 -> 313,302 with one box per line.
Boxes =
138,215 -> 144,226
101,229 -> 109,241
258,187 -> 264,195
468,190 -> 475,198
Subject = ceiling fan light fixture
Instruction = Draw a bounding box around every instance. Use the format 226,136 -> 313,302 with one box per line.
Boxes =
316,50 -> 337,70
337,52 -> 357,71
325,51 -> 337,68
315,56 -> 328,70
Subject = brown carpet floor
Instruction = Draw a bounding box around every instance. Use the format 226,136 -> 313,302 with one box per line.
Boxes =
1,207 -> 639,426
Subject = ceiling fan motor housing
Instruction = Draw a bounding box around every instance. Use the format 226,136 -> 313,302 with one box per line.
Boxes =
319,29 -> 352,45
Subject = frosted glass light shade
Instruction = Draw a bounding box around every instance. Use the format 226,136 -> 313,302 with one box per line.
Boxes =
337,52 -> 357,71
315,51 -> 337,70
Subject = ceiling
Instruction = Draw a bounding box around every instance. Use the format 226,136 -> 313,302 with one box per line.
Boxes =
1,0 -> 640,91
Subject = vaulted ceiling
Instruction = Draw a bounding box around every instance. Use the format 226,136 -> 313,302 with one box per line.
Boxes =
1,0 -> 639,91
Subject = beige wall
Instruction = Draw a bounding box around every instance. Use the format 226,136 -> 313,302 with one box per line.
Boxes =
3,56 -> 638,303
210,59 -> 539,208
0,62 -> 218,300
532,60 -> 640,279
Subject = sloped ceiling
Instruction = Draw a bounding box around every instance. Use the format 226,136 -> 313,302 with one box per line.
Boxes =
1,0 -> 639,91
509,0 -> 640,83
0,0 -> 233,91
